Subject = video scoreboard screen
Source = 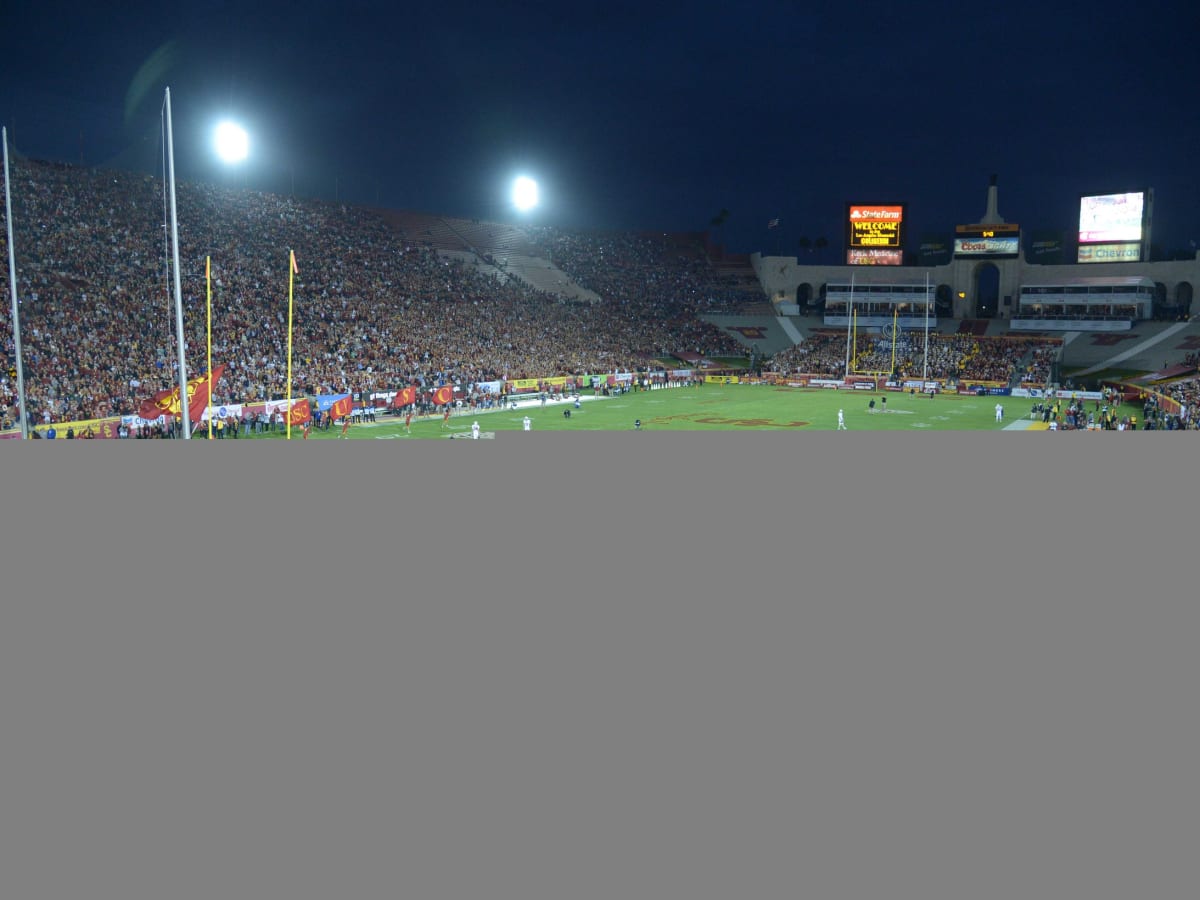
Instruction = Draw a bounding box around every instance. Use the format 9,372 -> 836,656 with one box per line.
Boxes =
846,204 -> 905,265
1078,192 -> 1145,244
1076,190 -> 1149,263
953,223 -> 1020,259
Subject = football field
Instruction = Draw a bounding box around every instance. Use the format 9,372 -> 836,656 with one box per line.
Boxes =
265,385 -> 1132,439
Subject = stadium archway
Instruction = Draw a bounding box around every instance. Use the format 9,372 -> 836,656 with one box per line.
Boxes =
973,263 -> 1000,318
1176,282 -> 1193,318
935,283 -> 953,316
797,282 -> 813,311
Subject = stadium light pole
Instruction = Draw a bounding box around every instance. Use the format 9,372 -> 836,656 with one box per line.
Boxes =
3,126 -> 29,438
164,87 -> 191,438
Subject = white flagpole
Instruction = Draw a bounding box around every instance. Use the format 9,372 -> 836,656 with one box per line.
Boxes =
164,88 -> 191,438
844,274 -> 855,380
2,127 -> 29,438
923,271 -> 931,384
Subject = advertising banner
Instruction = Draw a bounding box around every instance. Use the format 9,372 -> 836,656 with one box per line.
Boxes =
198,404 -> 244,422
1077,242 -> 1142,263
507,376 -> 571,392
32,416 -> 124,438
1011,319 -> 1132,332
954,236 -> 1021,257
1028,231 -> 1065,265
846,248 -> 904,266
918,234 -> 952,267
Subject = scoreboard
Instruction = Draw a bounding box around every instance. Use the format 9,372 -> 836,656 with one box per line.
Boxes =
846,204 -> 905,265
1076,190 -> 1149,262
954,223 -> 1020,259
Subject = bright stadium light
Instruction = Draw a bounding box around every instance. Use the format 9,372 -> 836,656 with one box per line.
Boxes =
512,175 -> 539,211
214,121 -> 249,164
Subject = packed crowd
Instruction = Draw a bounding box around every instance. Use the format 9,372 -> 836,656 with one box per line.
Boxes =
0,158 -> 742,428
1155,366 -> 1199,429
764,331 -> 1059,385
525,226 -> 764,315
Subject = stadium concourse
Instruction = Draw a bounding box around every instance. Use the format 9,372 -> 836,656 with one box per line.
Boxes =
2,156 -> 1198,436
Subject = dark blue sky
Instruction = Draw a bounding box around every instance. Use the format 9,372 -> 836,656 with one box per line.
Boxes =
3,0 -> 1197,255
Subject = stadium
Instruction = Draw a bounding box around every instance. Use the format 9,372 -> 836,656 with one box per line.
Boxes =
2,147 -> 1198,439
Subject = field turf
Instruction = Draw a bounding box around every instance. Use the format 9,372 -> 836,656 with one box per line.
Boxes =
254,385 -> 1137,439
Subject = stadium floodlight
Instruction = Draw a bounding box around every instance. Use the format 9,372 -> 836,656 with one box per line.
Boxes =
214,121 -> 249,164
512,176 -> 539,211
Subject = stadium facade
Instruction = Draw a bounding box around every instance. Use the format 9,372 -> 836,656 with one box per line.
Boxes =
750,180 -> 1197,325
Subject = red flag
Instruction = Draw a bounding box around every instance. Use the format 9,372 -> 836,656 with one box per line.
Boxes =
392,385 -> 417,408
138,365 -> 225,424
188,365 -> 225,424
326,395 -> 354,421
285,398 -> 312,426
433,385 -> 454,406
291,251 -> 299,275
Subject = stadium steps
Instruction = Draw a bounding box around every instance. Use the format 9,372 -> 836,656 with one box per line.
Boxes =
377,210 -> 468,250
1068,321 -> 1194,377
441,218 -> 540,257
697,313 -> 798,355
497,255 -> 602,303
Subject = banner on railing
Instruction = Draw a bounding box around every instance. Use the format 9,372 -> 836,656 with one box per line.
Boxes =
198,404 -> 244,422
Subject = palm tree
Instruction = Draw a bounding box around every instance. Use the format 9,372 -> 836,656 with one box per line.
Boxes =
798,236 -> 812,254
814,236 -> 829,263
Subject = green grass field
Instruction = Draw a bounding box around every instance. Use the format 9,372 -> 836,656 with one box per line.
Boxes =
253,385 -> 1138,440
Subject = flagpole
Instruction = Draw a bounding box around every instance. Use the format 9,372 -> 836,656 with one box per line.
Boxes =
844,274 -> 854,380
164,87 -> 191,438
890,306 -> 899,381
852,308 -> 858,373
3,127 -> 29,438
206,256 -> 213,439
923,271 -> 931,384
286,250 -> 296,439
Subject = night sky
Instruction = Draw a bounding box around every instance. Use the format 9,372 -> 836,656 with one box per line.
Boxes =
3,0 -> 1197,256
